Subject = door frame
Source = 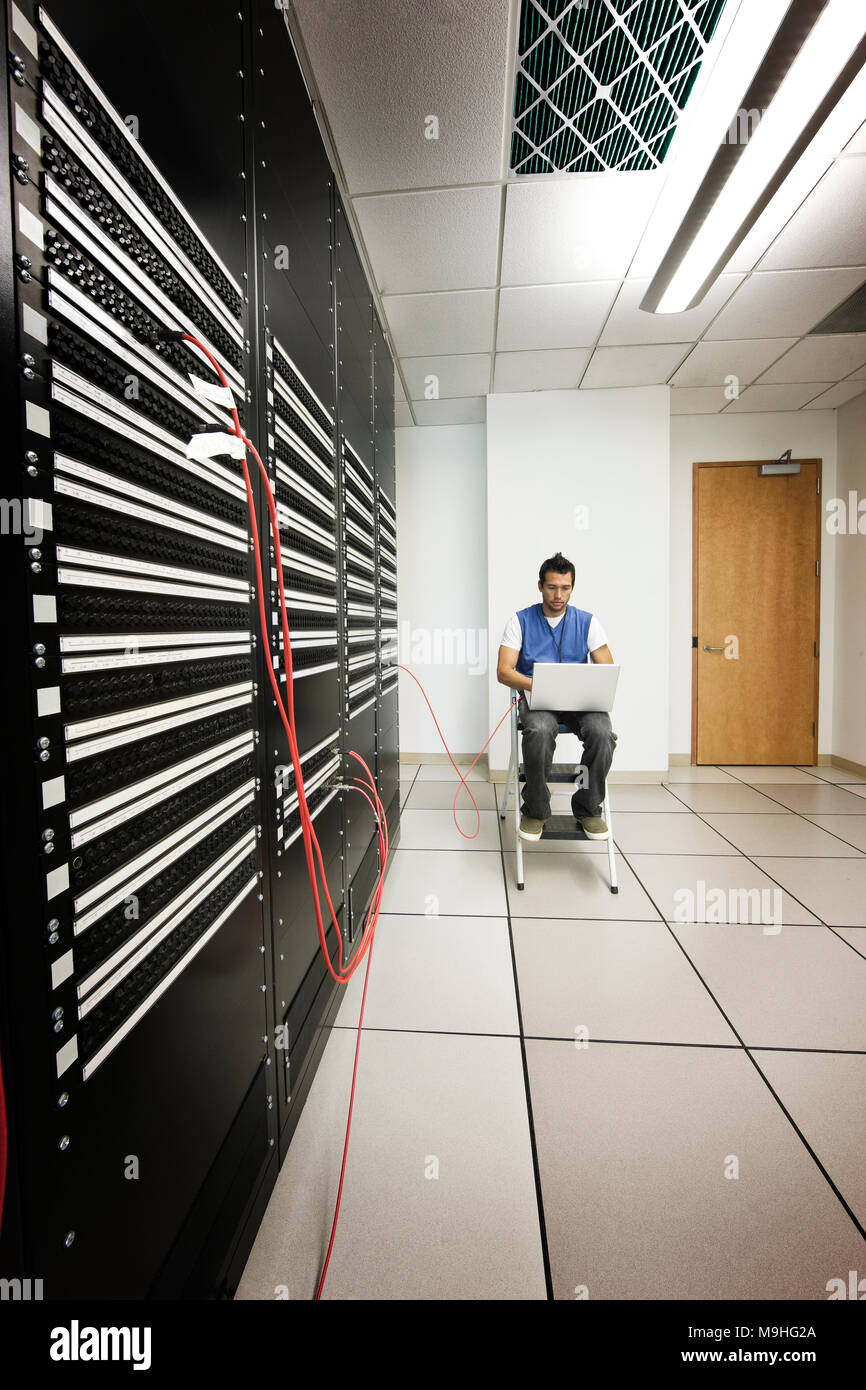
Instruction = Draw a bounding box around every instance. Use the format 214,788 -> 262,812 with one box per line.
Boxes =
690,458 -> 823,766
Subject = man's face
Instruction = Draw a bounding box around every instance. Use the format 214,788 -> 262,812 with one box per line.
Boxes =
538,571 -> 573,614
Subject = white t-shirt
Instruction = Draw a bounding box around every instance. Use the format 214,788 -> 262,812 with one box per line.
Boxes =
500,606 -> 607,661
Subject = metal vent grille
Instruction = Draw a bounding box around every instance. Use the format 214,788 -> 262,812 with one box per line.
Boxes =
810,281 -> 866,335
510,0 -> 728,175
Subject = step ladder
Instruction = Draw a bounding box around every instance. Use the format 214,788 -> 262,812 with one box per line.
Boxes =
500,703 -> 618,893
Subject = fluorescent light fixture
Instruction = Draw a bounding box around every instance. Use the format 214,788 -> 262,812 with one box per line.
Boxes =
640,0 -> 866,314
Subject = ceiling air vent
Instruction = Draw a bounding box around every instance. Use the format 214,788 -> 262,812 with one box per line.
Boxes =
510,0 -> 728,174
810,280 -> 866,335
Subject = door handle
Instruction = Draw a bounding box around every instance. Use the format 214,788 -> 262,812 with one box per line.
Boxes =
702,644 -> 725,652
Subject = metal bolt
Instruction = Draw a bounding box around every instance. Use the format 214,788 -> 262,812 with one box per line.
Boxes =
24,449 -> 38,463
33,643 -> 46,656
260,984 -> 267,993
21,353 -> 35,368
52,1006 -> 63,1021
53,1019 -> 63,1033
42,828 -> 54,842
22,366 -> 35,379
39,750 -> 50,763
58,1135 -> 70,1151
34,655 -> 46,667
31,562 -> 42,573
57,1092 -> 69,1108
29,548 -> 41,559
63,1231 -> 75,1248
38,737 -> 50,750
26,464 -> 38,477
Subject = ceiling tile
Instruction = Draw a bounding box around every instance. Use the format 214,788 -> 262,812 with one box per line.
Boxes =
843,122 -> 866,153
493,348 -> 590,392
383,289 -> 497,356
496,281 -> 619,351
500,173 -> 661,285
292,0 -> 511,194
411,396 -> 486,425
757,158 -> 866,271
703,269 -> 866,340
802,381 -> 866,410
722,383 -> 833,412
581,343 -> 689,388
757,334 -> 866,385
353,187 -> 501,294
671,338 -> 798,388
670,387 -> 731,415
600,273 -> 743,345
401,353 -> 491,399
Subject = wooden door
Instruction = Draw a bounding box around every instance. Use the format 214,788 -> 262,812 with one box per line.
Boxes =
692,460 -> 821,765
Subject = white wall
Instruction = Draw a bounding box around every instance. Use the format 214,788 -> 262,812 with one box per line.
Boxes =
833,391 -> 866,767
394,422 -> 488,758
486,386 -> 670,775
669,411 -> 838,758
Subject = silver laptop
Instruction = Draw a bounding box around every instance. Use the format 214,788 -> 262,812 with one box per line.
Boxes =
528,662 -> 620,712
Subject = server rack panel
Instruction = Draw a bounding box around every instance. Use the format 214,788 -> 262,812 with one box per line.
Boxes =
1,0 -> 400,1297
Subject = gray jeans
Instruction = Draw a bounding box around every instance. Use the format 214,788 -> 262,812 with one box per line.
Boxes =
518,694 -> 617,820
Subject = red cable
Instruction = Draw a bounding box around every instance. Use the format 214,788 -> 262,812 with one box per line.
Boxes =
177,332 -> 519,1298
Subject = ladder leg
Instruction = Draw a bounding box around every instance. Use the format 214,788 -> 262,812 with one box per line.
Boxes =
512,707 -> 524,889
604,782 -> 618,893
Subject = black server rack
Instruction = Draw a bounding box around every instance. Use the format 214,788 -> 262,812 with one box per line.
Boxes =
0,0 -> 399,1299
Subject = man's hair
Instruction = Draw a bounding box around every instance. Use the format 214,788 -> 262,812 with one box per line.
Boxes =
539,552 -> 575,586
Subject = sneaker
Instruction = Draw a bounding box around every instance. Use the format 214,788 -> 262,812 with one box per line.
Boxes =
577,815 -> 609,840
519,814 -> 546,841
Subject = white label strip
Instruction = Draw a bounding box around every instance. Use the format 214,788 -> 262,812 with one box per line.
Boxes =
57,567 -> 250,605
273,372 -> 334,455
78,833 -> 256,1010
61,641 -> 251,675
275,497 -> 335,546
348,694 -> 376,721
60,629 -> 248,654
78,832 -> 255,998
70,741 -> 252,849
282,788 -> 340,850
39,64 -> 244,311
66,681 -> 251,742
55,545 -> 248,594
282,659 -> 339,682
53,476 -> 248,558
46,272 -> 231,431
272,337 -> 333,425
282,754 -> 340,816
70,732 -> 253,831
65,693 -> 252,764
81,876 -> 257,1082
14,100 -> 42,154
73,786 -> 255,931
273,415 -> 334,478
51,380 -> 247,505
53,452 -> 246,544
280,549 -> 336,582
51,950 -> 74,991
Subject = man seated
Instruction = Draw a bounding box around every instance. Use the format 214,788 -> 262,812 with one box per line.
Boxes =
497,551 -> 617,843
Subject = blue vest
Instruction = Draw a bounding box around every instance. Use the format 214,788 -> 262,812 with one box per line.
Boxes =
515,603 -> 593,678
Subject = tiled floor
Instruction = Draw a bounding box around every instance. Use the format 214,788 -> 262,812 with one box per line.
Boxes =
237,763 -> 866,1301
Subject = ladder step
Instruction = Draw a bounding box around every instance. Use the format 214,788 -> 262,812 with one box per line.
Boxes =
518,764 -> 582,783
540,814 -> 588,840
